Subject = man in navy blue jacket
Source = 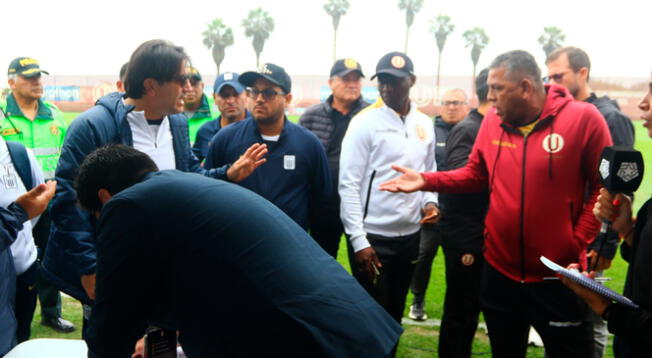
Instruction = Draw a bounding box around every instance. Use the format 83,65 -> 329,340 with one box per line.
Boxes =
205,63 -> 331,230
43,40 -> 266,322
75,144 -> 401,358
192,72 -> 250,162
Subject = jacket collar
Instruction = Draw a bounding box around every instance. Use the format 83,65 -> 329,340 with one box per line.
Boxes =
189,94 -> 213,119
5,93 -> 54,120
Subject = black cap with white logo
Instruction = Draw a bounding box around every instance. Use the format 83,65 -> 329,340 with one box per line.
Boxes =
239,63 -> 292,94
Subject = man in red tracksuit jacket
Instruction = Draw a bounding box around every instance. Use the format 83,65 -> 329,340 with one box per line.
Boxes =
381,50 -> 612,357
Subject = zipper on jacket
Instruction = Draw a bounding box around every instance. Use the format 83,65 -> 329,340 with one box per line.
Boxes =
363,170 -> 377,219
569,201 -> 575,227
519,136 -> 528,283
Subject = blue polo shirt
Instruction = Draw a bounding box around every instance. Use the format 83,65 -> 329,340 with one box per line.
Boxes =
205,117 -> 332,229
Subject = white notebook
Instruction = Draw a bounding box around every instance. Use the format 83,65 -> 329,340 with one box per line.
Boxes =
540,256 -> 639,309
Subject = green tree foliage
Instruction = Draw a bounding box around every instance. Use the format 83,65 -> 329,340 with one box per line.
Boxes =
429,14 -> 454,99
324,0 -> 350,62
398,0 -> 424,53
538,26 -> 566,58
202,18 -> 234,75
242,8 -> 275,67
462,27 -> 489,81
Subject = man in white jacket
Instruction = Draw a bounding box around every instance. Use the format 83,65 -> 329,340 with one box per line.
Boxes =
339,51 -> 439,326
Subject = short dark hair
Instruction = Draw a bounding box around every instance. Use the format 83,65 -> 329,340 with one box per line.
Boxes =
490,50 -> 543,89
475,68 -> 489,103
124,39 -> 189,99
119,62 -> 129,83
75,145 -> 159,212
546,46 -> 591,81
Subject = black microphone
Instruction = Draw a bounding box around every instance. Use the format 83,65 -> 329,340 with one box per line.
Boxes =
593,146 -> 644,270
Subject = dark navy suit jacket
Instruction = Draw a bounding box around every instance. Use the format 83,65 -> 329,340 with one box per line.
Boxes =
87,170 -> 401,357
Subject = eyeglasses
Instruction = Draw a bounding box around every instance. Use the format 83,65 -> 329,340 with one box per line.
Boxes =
171,74 -> 191,86
543,72 -> 567,83
189,77 -> 202,86
442,100 -> 465,106
247,87 -> 285,101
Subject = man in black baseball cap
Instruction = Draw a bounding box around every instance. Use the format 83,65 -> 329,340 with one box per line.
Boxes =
205,63 -> 332,235
238,63 -> 292,94
339,51 -> 439,332
299,58 -> 368,258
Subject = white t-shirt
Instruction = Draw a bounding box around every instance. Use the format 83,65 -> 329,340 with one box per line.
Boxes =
0,138 -> 44,275
261,134 -> 280,142
126,110 -> 176,171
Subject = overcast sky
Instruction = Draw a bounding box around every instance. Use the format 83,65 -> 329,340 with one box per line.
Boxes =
1,0 -> 650,85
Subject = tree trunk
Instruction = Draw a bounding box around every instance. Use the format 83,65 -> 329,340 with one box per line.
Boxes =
436,51 -> 442,103
333,29 -> 337,63
256,52 -> 260,67
471,64 -> 477,98
405,26 -> 410,53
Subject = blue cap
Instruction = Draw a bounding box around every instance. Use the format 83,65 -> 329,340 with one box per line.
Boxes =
213,72 -> 244,94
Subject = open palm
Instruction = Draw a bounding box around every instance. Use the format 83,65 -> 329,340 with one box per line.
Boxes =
378,165 -> 425,193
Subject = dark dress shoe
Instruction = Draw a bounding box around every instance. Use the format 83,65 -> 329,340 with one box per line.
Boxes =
41,317 -> 76,333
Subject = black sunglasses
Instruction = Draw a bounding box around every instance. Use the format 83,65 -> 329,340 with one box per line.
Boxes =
171,74 -> 192,85
246,87 -> 285,101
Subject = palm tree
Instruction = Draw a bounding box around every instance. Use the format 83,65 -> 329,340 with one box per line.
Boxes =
202,18 -> 234,75
324,0 -> 350,62
538,26 -> 565,58
462,27 -> 489,85
398,0 -> 424,53
242,8 -> 275,67
429,14 -> 454,101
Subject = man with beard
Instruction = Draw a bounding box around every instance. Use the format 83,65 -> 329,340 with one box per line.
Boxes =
546,46 -> 636,357
205,63 -> 331,231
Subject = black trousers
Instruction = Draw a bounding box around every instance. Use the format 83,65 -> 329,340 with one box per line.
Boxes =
481,262 -> 593,358
409,225 -> 441,303
439,247 -> 484,358
347,231 -> 420,323
33,208 -> 62,320
309,204 -> 344,258
15,262 -> 38,343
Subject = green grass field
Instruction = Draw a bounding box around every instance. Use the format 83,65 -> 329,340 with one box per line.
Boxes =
30,116 -> 651,357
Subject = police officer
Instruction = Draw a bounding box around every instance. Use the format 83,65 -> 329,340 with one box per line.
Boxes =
0,57 -> 74,335
183,67 -> 218,147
